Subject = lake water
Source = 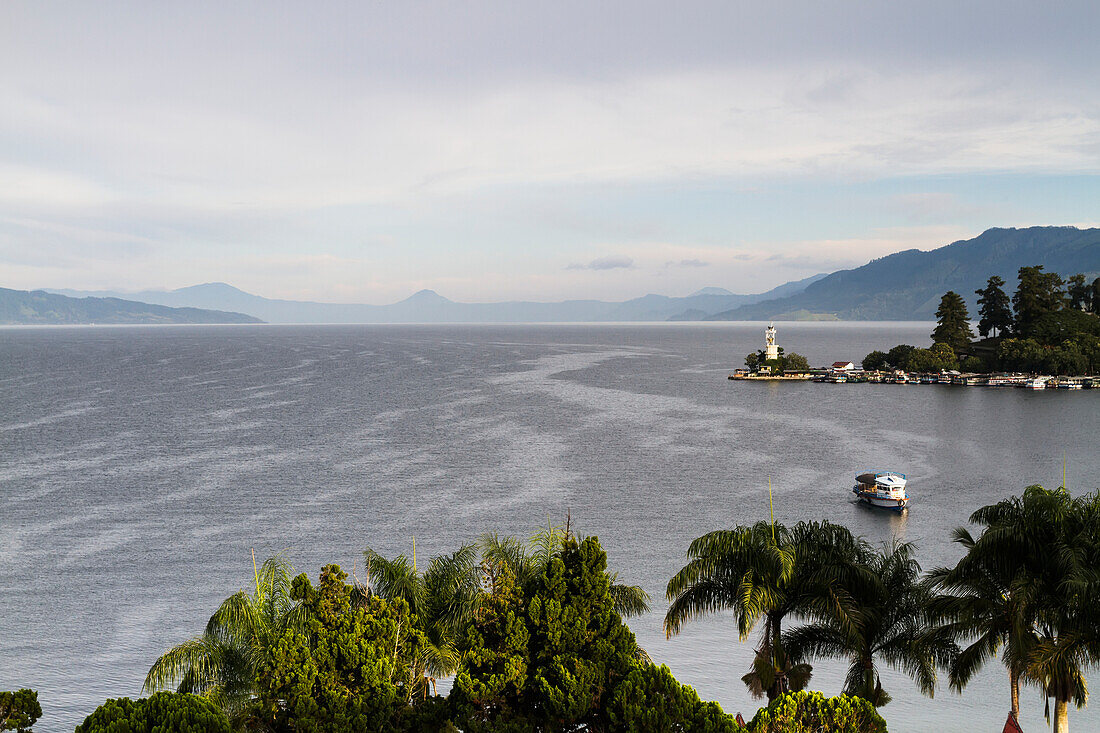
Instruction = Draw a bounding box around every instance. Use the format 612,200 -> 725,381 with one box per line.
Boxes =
2,322 -> 1098,732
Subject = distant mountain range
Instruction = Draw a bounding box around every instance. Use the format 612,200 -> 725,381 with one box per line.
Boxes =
706,226 -> 1100,321
23,226 -> 1099,325
46,273 -> 828,324
0,288 -> 263,325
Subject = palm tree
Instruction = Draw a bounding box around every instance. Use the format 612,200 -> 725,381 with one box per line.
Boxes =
664,521 -> 867,701
1023,612 -> 1099,733
935,484 -> 1099,730
362,540 -> 483,687
785,540 -> 955,707
144,552 -> 300,721
926,528 -> 1040,721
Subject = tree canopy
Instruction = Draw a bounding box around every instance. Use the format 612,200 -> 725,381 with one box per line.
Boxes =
976,275 -> 1013,338
931,291 -> 973,352
75,693 -> 230,733
0,690 -> 40,733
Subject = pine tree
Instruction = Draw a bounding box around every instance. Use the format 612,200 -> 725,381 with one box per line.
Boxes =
1013,266 -> 1066,336
931,292 -> 973,352
75,693 -> 231,733
975,276 -> 1012,338
1066,274 -> 1089,311
257,565 -> 431,732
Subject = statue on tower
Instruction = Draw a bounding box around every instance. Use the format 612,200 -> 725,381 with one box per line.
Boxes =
765,324 -> 779,361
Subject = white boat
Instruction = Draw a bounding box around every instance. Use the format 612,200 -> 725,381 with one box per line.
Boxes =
1023,377 -> 1049,389
853,471 -> 909,512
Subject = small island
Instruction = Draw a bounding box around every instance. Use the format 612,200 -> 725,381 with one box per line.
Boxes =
730,266 -> 1099,389
728,324 -> 813,380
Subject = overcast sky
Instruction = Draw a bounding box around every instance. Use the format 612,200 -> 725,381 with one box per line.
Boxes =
3,2 -> 1099,303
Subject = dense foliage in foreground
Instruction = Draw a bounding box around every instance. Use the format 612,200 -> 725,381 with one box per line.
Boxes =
0,689 -> 40,733
62,481 -> 1100,732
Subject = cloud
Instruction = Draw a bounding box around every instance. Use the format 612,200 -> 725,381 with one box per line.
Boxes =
2,3 -> 1097,300
566,256 -> 635,271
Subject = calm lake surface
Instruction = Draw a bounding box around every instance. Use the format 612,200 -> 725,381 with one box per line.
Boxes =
2,322 -> 1098,732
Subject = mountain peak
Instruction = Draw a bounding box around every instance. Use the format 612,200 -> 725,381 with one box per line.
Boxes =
690,287 -> 734,296
175,282 -> 251,296
400,289 -> 452,304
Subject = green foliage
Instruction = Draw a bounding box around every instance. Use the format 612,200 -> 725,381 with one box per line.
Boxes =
450,566 -> 532,731
929,485 -> 1100,730
745,352 -> 761,371
960,355 -> 985,373
784,541 -> 954,708
1014,265 -> 1067,337
996,338 -> 1045,372
976,275 -> 1013,338
1027,308 -> 1100,345
479,525 -> 650,621
0,690 -> 40,733
931,291 -> 973,352
363,543 -> 482,680
606,664 -> 740,732
886,345 -> 916,370
995,335 -> 1098,375
453,535 -> 668,732
75,692 -> 230,733
1066,274 -> 1090,311
782,352 -> 812,372
666,522 -> 867,702
747,691 -> 886,733
257,564 -> 429,732
861,351 -> 888,371
904,343 -> 958,373
144,554 -> 300,720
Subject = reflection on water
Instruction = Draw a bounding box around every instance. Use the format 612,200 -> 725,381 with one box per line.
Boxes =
1,323 -> 1097,732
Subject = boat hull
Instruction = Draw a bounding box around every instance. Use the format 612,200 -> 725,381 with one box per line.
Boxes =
853,488 -> 908,512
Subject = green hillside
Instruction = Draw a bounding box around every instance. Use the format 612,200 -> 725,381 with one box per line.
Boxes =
0,288 -> 264,325
708,227 -> 1100,321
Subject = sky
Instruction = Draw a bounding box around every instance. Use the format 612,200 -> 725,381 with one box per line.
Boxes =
2,1 -> 1099,304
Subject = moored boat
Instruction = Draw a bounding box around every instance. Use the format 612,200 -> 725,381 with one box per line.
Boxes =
852,471 -> 909,512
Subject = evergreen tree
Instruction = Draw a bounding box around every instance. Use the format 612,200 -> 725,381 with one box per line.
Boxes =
257,565 -> 431,732
1066,274 -> 1090,311
747,691 -> 886,733
606,664 -> 738,732
454,536 -> 730,731
1013,266 -> 1066,336
75,693 -> 230,733
975,276 -> 1013,338
0,690 -> 40,733
931,291 -> 973,352
1091,277 -> 1100,314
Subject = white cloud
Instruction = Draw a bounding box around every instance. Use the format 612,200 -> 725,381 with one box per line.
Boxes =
566,256 -> 635,271
1,3 -> 1097,299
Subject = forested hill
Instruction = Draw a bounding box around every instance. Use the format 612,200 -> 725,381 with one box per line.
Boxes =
0,288 -> 264,325
708,226 -> 1100,321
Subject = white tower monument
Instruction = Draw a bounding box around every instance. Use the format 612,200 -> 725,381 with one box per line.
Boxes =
765,324 -> 779,361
